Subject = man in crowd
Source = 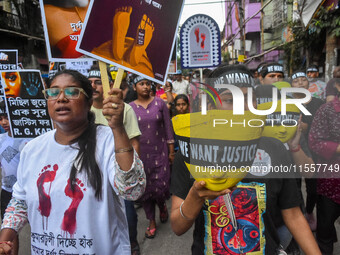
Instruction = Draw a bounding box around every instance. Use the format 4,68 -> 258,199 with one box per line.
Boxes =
306,64 -> 326,99
172,70 -> 191,95
258,62 -> 284,85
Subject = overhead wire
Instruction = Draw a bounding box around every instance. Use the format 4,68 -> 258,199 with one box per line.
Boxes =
184,0 -> 233,5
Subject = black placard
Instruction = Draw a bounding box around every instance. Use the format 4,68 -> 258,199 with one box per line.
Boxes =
1,70 -> 53,138
0,49 -> 18,70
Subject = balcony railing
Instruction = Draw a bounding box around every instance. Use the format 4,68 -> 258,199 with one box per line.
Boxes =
0,10 -> 23,31
0,9 -> 44,38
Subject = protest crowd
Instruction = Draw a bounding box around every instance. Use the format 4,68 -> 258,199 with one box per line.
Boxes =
0,61 -> 339,255
0,1 -> 340,255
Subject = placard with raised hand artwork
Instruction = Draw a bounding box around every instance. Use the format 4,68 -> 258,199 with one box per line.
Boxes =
0,70 -> 53,138
77,0 -> 184,84
172,110 -> 265,191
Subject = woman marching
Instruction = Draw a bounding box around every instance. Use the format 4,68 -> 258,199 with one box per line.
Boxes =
0,69 -> 145,255
130,75 -> 175,239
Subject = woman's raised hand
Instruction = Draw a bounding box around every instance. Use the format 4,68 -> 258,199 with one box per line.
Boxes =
191,181 -> 233,202
102,88 -> 125,129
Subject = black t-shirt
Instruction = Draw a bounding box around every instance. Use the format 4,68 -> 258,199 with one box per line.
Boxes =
170,137 -> 302,255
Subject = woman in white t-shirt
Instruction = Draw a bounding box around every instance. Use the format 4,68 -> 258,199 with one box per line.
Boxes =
0,69 -> 146,255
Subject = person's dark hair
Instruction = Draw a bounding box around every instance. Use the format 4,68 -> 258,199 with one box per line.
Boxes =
124,86 -> 137,103
203,68 -> 212,78
48,69 -> 103,200
166,81 -> 173,90
150,84 -> 156,95
174,94 -> 189,106
48,69 -> 93,98
120,80 -> 128,91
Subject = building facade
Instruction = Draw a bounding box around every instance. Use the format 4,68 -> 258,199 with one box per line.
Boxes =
0,0 -> 48,71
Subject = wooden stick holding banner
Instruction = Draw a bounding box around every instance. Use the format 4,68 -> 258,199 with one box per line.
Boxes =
99,61 -> 125,98
99,61 -> 111,99
99,61 -> 126,120
113,68 -> 125,89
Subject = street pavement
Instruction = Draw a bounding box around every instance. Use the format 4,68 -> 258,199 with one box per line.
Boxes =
13,187 -> 340,254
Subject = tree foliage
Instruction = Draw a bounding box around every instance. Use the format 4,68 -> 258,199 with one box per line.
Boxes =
312,6 -> 340,37
282,4 -> 339,72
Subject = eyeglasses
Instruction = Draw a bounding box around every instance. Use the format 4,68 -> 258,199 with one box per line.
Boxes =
42,87 -> 89,100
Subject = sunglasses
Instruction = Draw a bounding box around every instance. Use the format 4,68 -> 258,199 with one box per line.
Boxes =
42,87 -> 89,100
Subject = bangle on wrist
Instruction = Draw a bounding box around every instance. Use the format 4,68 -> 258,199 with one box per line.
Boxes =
290,144 -> 301,153
115,146 -> 133,153
179,201 -> 195,221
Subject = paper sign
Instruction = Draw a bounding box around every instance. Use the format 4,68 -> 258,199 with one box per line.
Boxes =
77,0 -> 184,84
49,60 -> 94,78
39,0 -> 92,61
65,60 -> 94,76
180,14 -> 221,69
0,50 -> 18,70
0,70 -> 53,138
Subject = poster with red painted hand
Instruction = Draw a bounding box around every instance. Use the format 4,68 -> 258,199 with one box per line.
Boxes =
180,14 -> 221,69
39,0 -> 93,61
76,0 -> 184,84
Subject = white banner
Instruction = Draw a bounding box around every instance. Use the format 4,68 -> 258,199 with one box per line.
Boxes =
293,0 -> 324,27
